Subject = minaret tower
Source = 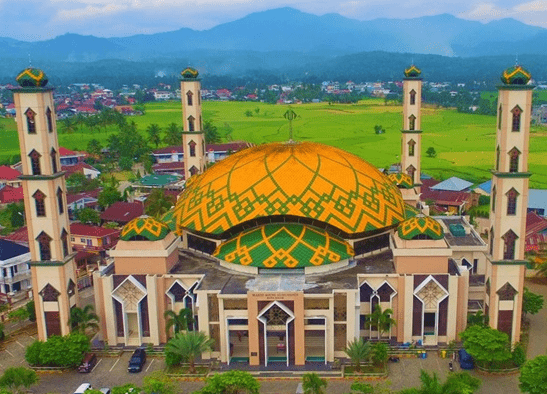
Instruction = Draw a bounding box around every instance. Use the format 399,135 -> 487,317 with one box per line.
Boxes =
486,65 -> 533,343
180,67 -> 205,181
401,65 -> 423,191
12,68 -> 78,340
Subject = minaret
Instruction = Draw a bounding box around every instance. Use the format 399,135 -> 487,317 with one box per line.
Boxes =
486,65 -> 533,343
12,68 -> 78,340
401,65 -> 423,190
180,67 -> 205,181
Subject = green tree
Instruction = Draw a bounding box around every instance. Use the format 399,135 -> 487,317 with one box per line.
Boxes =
142,371 -> 176,394
459,325 -> 511,367
204,119 -> 221,143
26,333 -> 90,367
400,370 -> 480,394
164,308 -> 194,336
8,308 -> 29,323
7,203 -> 24,228
350,381 -> 373,393
302,372 -> 327,394
512,343 -> 526,367
244,110 -> 253,117
25,301 -> 36,322
67,305 -> 100,335
466,310 -> 489,327
165,331 -> 214,373
119,156 -> 134,171
87,139 -> 103,156
61,117 -> 77,134
75,208 -> 101,225
345,338 -> 372,372
145,189 -> 176,219
520,355 -> 547,394
199,370 -> 260,394
371,342 -> 389,366
426,147 -> 437,158
523,287 -> 544,319
365,304 -> 396,338
98,186 -> 123,209
147,123 -> 162,148
163,123 -> 182,146
0,367 -> 38,394
374,125 -> 385,134
112,384 -> 140,394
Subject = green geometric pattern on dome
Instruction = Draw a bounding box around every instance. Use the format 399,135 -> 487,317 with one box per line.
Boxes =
161,210 -> 177,232
181,67 -> 199,79
398,216 -> 444,240
388,173 -> 414,189
171,142 -> 406,237
404,204 -> 420,219
16,68 -> 48,87
404,65 -> 422,78
213,223 -> 354,269
120,216 -> 171,241
501,65 -> 531,85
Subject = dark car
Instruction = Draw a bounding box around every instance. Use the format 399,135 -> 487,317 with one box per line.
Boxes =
128,348 -> 146,373
78,353 -> 97,373
458,348 -> 474,370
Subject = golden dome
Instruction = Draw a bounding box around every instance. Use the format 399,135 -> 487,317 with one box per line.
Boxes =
171,142 -> 406,238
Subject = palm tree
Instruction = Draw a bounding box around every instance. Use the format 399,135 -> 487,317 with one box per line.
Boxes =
400,370 -> 481,394
67,305 -> 99,335
301,373 -> 327,394
163,123 -> 182,146
145,189 -> 176,219
365,304 -> 396,339
344,338 -> 371,372
164,308 -> 194,335
147,123 -> 162,148
61,117 -> 76,134
165,331 -> 214,374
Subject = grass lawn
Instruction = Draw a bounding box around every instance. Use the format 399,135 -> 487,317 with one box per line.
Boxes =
2,98 -> 547,188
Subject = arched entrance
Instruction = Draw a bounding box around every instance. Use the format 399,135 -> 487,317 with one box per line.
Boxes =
257,301 -> 295,367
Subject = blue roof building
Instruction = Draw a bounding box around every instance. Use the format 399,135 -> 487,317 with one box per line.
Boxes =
430,176 -> 473,192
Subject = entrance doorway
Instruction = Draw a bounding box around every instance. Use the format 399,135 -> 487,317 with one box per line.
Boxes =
258,301 -> 295,367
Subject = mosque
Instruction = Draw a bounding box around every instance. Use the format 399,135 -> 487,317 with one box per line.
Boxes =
12,64 -> 532,367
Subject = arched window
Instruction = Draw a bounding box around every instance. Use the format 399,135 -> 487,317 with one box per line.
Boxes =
57,188 -> 64,214
28,150 -> 41,175
498,105 -> 502,129
188,140 -> 196,157
50,148 -> 58,174
408,139 -> 416,157
198,91 -> 201,105
512,106 -> 522,132
408,115 -> 416,131
496,146 -> 500,171
489,227 -> 494,256
502,230 -> 518,260
25,108 -> 36,134
186,91 -> 193,106
406,165 -> 416,183
61,229 -> 69,257
189,166 -> 198,176
506,188 -> 519,215
188,116 -> 195,132
37,232 -> 52,261
202,140 -> 205,155
491,186 -> 496,213
33,190 -> 46,217
509,147 -> 520,173
409,89 -> 416,105
46,107 -> 53,133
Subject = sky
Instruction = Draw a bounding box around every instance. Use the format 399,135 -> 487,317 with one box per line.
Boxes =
2,0 -> 547,41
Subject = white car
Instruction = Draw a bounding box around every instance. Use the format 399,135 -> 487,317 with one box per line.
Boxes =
73,383 -> 93,394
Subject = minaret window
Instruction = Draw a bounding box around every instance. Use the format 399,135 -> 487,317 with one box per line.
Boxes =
511,106 -> 522,132
506,188 -> 519,215
202,140 -> 205,155
189,140 -> 196,157
57,188 -> 64,214
25,108 -> 36,134
188,116 -> 195,132
37,232 -> 52,261
33,190 -> 46,217
496,146 -> 500,171
61,229 -> 69,257
406,165 -> 416,183
408,115 -> 416,131
46,107 -> 53,133
408,139 -> 416,156
491,187 -> 496,213
409,89 -> 416,105
502,230 -> 518,260
29,150 -> 41,175
50,148 -> 58,173
489,227 -> 494,256
509,148 -> 520,173
498,105 -> 502,129
187,91 -> 193,106
189,166 -> 198,176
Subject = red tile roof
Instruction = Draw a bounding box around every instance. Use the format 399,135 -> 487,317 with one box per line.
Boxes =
152,141 -> 251,156
526,211 -> 547,238
100,202 -> 144,223
66,190 -> 100,205
5,227 -> 29,243
420,189 -> 469,206
153,146 -> 184,155
0,166 -> 21,180
59,147 -> 78,156
0,185 -> 24,204
62,162 -> 100,177
70,223 -> 120,237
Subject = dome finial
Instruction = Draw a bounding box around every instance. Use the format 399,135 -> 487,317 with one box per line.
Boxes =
283,107 -> 298,143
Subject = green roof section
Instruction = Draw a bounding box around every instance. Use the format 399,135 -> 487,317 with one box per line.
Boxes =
213,223 -> 354,269
139,174 -> 181,187
404,204 -> 420,219
16,68 -> 49,88
161,210 -> 177,232
404,65 -> 422,78
501,65 -> 531,85
120,216 -> 171,241
398,216 -> 444,240
388,173 -> 414,189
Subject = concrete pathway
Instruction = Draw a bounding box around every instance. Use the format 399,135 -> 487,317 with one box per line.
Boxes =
524,279 -> 547,359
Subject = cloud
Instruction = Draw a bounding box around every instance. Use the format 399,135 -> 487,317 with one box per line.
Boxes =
54,4 -> 128,21
515,0 -> 547,12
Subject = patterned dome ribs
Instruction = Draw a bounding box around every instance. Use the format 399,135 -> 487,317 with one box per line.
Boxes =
404,65 -> 422,78
120,216 -> 171,241
398,216 -> 444,240
16,68 -> 49,87
388,173 -> 414,189
501,65 -> 531,85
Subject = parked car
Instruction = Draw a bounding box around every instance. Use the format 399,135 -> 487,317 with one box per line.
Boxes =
128,348 -> 146,372
73,383 -> 92,394
458,348 -> 474,369
78,353 -> 97,373
99,389 -> 111,394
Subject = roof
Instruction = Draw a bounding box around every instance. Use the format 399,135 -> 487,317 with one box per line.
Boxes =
398,216 -> 444,240
100,202 -> 144,223
0,239 -> 29,261
4,227 -> 29,243
435,217 -> 486,247
0,165 -> 21,180
0,185 -> 24,204
388,173 -> 414,189
420,189 -> 470,206
70,223 -> 120,238
59,147 -> 78,157
152,141 -> 251,156
139,174 -> 181,187
120,217 -> 171,241
529,189 -> 547,214
171,141 -> 406,238
430,177 -> 473,192
153,146 -> 184,155
66,190 -> 100,205
475,180 -> 492,194
213,224 -> 354,269
152,162 -> 185,173
62,162 -> 100,177
526,211 -> 547,237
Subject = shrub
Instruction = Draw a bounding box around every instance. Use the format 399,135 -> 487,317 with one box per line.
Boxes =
25,333 -> 90,367
24,341 -> 42,365
512,343 -> 526,367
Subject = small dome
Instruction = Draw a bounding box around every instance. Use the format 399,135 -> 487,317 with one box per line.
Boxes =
181,67 -> 199,79
213,223 -> 354,269
388,173 -> 414,189
501,65 -> 531,85
404,65 -> 422,78
398,216 -> 444,240
404,204 -> 420,219
120,216 -> 171,241
16,68 -> 48,88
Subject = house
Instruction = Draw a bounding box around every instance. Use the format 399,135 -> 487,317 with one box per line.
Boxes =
0,239 -> 31,296
151,161 -> 185,176
66,190 -> 100,219
474,180 -> 492,196
151,142 -> 251,168
135,174 -> 184,190
153,91 -> 172,101
528,189 -> 547,216
430,177 -> 474,192
59,147 -> 86,166
526,211 -> 547,252
0,185 -> 24,206
62,162 -> 101,180
100,201 -> 144,225
70,223 -> 120,261
0,166 -> 22,188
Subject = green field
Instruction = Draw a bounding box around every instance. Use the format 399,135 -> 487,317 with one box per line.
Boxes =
2,99 -> 547,188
